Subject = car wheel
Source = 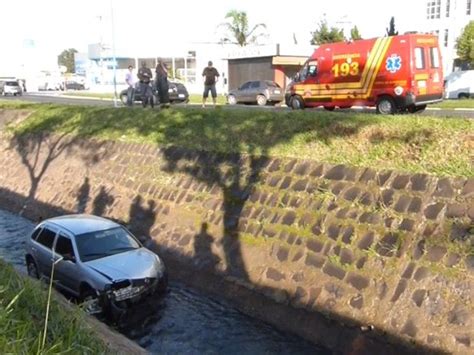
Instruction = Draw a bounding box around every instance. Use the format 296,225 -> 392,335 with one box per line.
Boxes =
120,94 -> 128,105
81,288 -> 102,315
376,96 -> 396,114
257,94 -> 267,106
324,106 -> 335,111
290,95 -> 305,110
27,258 -> 40,279
227,94 -> 237,105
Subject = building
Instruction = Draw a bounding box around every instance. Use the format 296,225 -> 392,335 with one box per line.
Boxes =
226,44 -> 313,90
423,0 -> 473,74
76,42 -> 232,94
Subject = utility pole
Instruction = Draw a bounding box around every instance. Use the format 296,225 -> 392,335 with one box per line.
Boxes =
110,0 -> 118,108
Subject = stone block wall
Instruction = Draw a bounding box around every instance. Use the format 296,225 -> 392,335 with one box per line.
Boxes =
0,134 -> 472,354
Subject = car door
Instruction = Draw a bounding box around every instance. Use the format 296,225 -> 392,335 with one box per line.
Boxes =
53,233 -> 81,296
248,81 -> 261,102
237,81 -> 252,102
34,226 -> 58,278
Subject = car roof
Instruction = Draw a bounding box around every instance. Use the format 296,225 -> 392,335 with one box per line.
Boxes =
44,214 -> 120,236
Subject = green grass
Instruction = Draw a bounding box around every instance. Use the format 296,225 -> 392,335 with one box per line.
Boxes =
0,259 -> 107,354
63,92 -> 115,100
431,99 -> 474,109
2,101 -> 473,177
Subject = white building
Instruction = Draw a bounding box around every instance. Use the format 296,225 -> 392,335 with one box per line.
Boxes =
423,0 -> 473,74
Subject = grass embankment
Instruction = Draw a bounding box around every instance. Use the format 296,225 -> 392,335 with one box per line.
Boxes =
2,101 -> 473,177
431,99 -> 474,109
63,92 -> 228,105
0,259 -> 107,353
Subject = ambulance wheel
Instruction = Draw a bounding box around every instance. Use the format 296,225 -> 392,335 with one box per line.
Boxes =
324,106 -> 335,111
290,96 -> 304,110
376,96 -> 396,114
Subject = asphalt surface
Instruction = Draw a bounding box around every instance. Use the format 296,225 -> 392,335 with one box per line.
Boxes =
2,92 -> 473,118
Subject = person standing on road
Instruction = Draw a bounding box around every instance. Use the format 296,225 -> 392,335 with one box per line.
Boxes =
125,65 -> 136,106
202,61 -> 220,108
137,61 -> 154,108
155,58 -> 170,108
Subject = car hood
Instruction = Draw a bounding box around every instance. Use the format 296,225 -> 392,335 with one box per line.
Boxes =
85,248 -> 162,281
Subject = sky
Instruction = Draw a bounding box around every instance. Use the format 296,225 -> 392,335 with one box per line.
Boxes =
2,0 -> 425,67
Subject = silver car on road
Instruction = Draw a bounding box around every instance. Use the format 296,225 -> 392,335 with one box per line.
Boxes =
25,214 -> 167,315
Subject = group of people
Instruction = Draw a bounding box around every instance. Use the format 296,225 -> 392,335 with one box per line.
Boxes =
125,59 -> 169,108
124,60 -> 220,108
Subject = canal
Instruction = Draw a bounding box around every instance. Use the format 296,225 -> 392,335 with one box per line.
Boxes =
0,209 -> 328,354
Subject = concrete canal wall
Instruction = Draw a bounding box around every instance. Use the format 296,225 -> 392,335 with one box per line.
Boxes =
0,124 -> 472,353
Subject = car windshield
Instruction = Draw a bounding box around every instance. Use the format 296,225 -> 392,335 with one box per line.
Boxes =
6,82 -> 19,86
75,227 -> 140,262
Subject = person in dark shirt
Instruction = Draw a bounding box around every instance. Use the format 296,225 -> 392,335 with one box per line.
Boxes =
202,61 -> 220,107
137,62 -> 154,108
155,58 -> 170,108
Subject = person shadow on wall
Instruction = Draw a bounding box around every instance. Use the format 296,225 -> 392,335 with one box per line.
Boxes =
193,223 -> 220,273
128,195 -> 157,246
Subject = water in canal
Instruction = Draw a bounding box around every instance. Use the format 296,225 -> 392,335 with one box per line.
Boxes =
0,209 -> 327,354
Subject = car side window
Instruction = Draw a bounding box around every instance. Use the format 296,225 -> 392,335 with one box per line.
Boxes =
31,227 -> 42,241
240,82 -> 251,90
36,228 -> 56,249
250,81 -> 260,89
55,235 -> 75,258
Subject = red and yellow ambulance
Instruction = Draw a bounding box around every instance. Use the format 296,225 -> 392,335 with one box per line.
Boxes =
285,33 -> 443,114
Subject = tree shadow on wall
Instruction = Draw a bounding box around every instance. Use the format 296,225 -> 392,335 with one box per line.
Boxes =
9,109 -> 112,215
156,110 -> 372,282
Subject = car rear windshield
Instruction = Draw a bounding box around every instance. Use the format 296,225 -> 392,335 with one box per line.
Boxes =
75,227 -> 140,262
265,81 -> 281,88
5,81 -> 19,86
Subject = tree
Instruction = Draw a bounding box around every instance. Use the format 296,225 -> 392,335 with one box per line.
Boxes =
58,48 -> 78,73
456,21 -> 474,67
350,26 -> 362,41
219,10 -> 266,47
386,17 -> 399,36
310,20 -> 345,45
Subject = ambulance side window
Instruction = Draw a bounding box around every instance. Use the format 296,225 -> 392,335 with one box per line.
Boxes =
429,47 -> 440,68
415,48 -> 426,69
308,60 -> 318,77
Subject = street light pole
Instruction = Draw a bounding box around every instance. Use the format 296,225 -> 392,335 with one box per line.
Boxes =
110,0 -> 118,107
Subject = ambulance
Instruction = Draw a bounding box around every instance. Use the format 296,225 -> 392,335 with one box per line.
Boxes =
285,33 -> 443,114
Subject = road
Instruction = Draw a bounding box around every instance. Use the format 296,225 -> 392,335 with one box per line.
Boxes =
2,93 -> 473,118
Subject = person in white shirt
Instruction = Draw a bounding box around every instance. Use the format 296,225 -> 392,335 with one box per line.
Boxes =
125,65 -> 136,106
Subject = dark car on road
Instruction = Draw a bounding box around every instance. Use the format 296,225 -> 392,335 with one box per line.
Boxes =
25,214 -> 167,317
64,80 -> 86,90
120,81 -> 189,105
227,80 -> 284,106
